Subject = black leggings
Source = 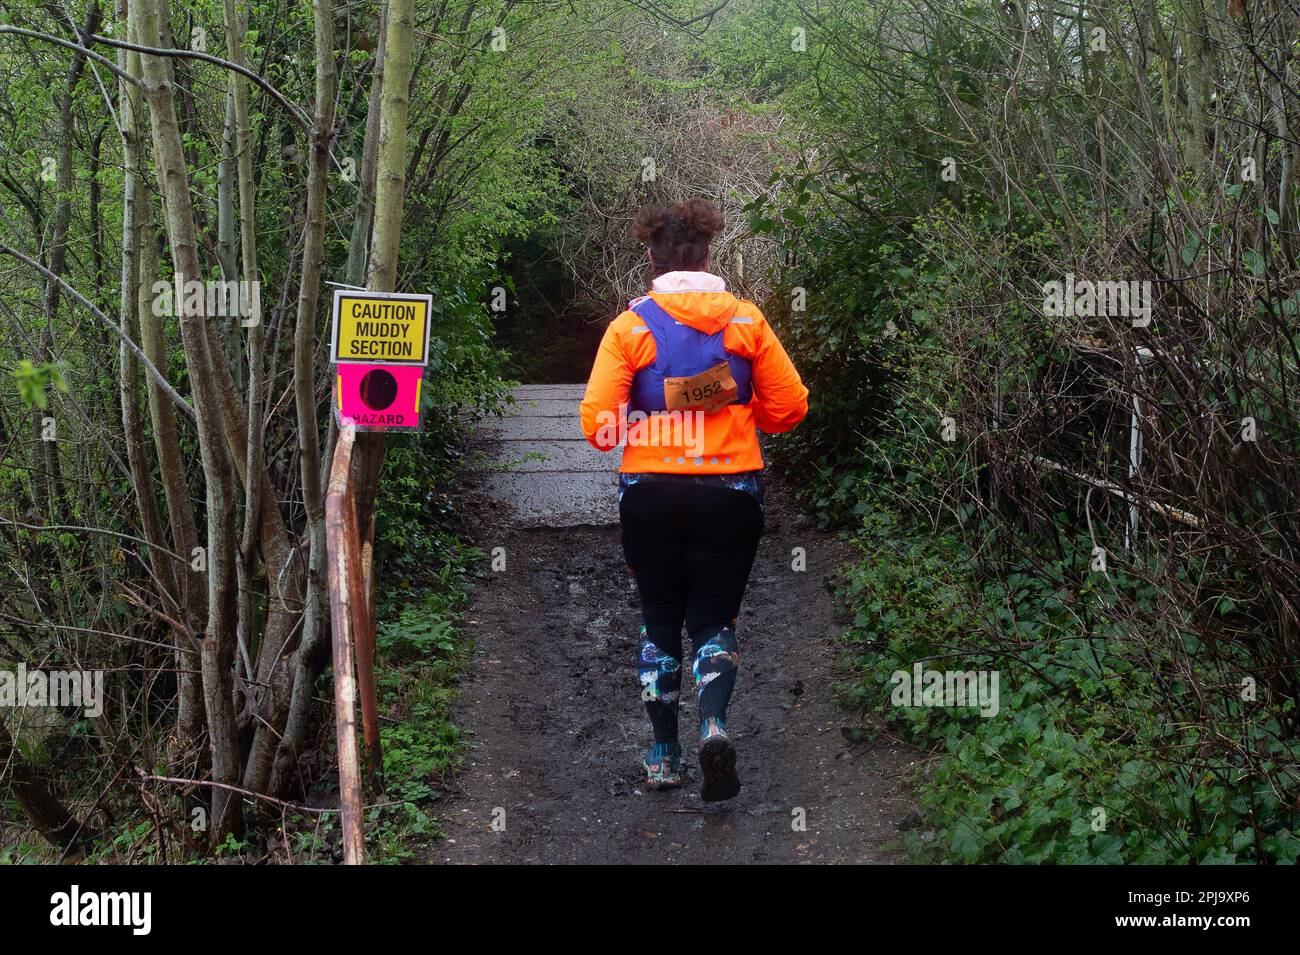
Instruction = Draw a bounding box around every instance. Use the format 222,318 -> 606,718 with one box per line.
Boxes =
620,480 -> 763,740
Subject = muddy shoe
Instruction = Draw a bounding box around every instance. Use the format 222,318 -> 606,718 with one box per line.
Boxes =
643,741 -> 683,790
698,718 -> 740,802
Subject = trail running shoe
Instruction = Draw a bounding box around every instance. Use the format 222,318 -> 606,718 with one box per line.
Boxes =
643,741 -> 683,790
698,717 -> 741,802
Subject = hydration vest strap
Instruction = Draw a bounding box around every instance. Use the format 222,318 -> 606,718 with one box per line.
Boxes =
629,297 -> 680,374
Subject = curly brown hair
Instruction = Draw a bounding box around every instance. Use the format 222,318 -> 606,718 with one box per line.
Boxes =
631,198 -> 725,277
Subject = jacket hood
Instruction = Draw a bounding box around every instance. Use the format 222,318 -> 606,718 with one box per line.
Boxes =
645,270 -> 739,333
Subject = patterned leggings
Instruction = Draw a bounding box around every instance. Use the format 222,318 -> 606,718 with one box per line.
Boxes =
620,480 -> 763,742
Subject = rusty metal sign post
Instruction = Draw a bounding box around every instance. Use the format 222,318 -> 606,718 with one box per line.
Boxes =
325,423 -> 383,864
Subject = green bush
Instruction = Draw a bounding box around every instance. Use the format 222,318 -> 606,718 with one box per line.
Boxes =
836,508 -> 1300,864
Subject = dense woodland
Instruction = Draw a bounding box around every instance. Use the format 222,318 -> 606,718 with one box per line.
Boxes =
1,0 -> 1298,863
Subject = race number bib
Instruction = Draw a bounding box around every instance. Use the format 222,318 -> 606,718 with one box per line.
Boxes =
663,361 -> 738,415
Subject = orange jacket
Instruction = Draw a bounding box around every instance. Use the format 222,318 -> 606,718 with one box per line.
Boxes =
580,274 -> 808,473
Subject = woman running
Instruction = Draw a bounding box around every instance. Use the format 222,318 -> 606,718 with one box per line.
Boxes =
580,199 -> 808,801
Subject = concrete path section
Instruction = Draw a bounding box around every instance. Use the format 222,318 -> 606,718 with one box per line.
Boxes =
478,384 -> 620,527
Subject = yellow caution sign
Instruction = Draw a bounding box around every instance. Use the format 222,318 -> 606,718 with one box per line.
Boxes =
330,289 -> 432,366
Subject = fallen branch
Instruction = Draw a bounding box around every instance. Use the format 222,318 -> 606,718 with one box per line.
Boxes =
141,773 -> 405,816
1027,454 -> 1204,529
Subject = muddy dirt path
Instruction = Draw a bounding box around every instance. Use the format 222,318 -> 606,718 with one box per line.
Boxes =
437,465 -> 916,862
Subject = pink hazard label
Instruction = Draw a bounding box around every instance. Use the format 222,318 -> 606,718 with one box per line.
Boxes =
336,363 -> 424,430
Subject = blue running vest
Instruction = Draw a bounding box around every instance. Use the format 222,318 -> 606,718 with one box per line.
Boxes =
627,296 -> 753,414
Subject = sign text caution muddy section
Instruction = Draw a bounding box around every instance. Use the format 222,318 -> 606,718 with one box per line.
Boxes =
330,289 -> 432,365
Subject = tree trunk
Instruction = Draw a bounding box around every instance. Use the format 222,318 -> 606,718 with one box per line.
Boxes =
273,0 -> 371,795
245,0 -> 337,796
131,0 -> 243,843
351,0 -> 416,576
221,0 -> 266,750
138,198 -> 207,746
0,715 -> 95,859
32,4 -> 102,523
345,2 -> 388,288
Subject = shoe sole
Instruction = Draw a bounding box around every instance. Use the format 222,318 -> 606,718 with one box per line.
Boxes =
698,736 -> 741,802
